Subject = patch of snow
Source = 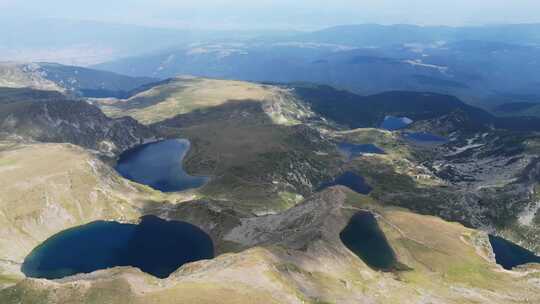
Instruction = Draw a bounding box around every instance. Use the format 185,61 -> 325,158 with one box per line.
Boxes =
253,210 -> 279,217
270,42 -> 357,52
186,44 -> 249,59
403,41 -> 447,53
446,136 -> 486,156
518,201 -> 540,226
403,59 -> 448,74
384,115 -> 413,124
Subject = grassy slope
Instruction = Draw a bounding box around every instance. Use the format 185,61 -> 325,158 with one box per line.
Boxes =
96,77 -> 306,125
95,77 -> 338,212
0,62 -> 156,98
0,63 -> 62,92
156,101 -> 340,212
0,142 -> 171,286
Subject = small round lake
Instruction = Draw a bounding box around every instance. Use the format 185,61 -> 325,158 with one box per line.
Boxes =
319,171 -> 372,195
116,139 -> 209,192
340,211 -> 398,271
489,235 -> 540,270
21,216 -> 214,279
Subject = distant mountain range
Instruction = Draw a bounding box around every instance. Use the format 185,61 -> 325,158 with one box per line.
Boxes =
94,23 -> 540,107
283,23 -> 540,46
0,18 -> 292,66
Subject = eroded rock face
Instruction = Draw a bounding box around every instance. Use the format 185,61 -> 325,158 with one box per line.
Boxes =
339,124 -> 540,255
222,188 -> 348,249
0,88 -> 156,155
140,188 -> 349,255
424,132 -> 540,253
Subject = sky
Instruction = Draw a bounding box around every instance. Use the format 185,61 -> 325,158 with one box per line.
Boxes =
1,0 -> 540,30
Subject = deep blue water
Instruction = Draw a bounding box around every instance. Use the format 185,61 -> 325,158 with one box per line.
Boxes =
404,132 -> 449,144
319,171 -> 372,194
340,211 -> 397,271
116,139 -> 208,192
338,142 -> 385,160
21,216 -> 214,279
489,235 -> 540,270
380,116 -> 413,131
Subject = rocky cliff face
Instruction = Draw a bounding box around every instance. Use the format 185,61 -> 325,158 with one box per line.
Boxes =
0,88 -> 156,155
340,125 -> 540,254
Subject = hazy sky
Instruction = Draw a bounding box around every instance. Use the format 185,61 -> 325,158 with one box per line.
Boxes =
2,0 -> 540,30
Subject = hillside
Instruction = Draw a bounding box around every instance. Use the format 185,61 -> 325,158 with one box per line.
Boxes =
293,84 -> 540,132
492,102 -> 540,118
1,186 -> 539,303
94,77 -> 313,125
92,78 -> 342,211
291,85 -> 493,129
0,141 -> 167,286
91,78 -> 540,252
0,62 -> 156,98
0,87 -> 155,155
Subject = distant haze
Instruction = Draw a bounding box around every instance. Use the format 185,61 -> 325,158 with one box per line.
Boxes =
2,0 -> 540,65
2,0 -> 540,30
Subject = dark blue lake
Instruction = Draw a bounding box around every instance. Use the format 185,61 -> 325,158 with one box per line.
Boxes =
338,142 -> 385,160
489,235 -> 540,270
21,216 -> 214,279
319,171 -> 372,194
341,211 -> 398,271
380,116 -> 413,131
116,139 -> 209,192
404,132 -> 448,144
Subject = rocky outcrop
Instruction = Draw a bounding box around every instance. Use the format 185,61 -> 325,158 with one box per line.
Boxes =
0,88 -> 156,155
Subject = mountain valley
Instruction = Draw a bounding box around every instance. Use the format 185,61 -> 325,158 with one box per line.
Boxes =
1,66 -> 540,303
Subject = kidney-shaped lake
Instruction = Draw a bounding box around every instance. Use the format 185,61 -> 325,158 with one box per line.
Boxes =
116,139 -> 209,192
